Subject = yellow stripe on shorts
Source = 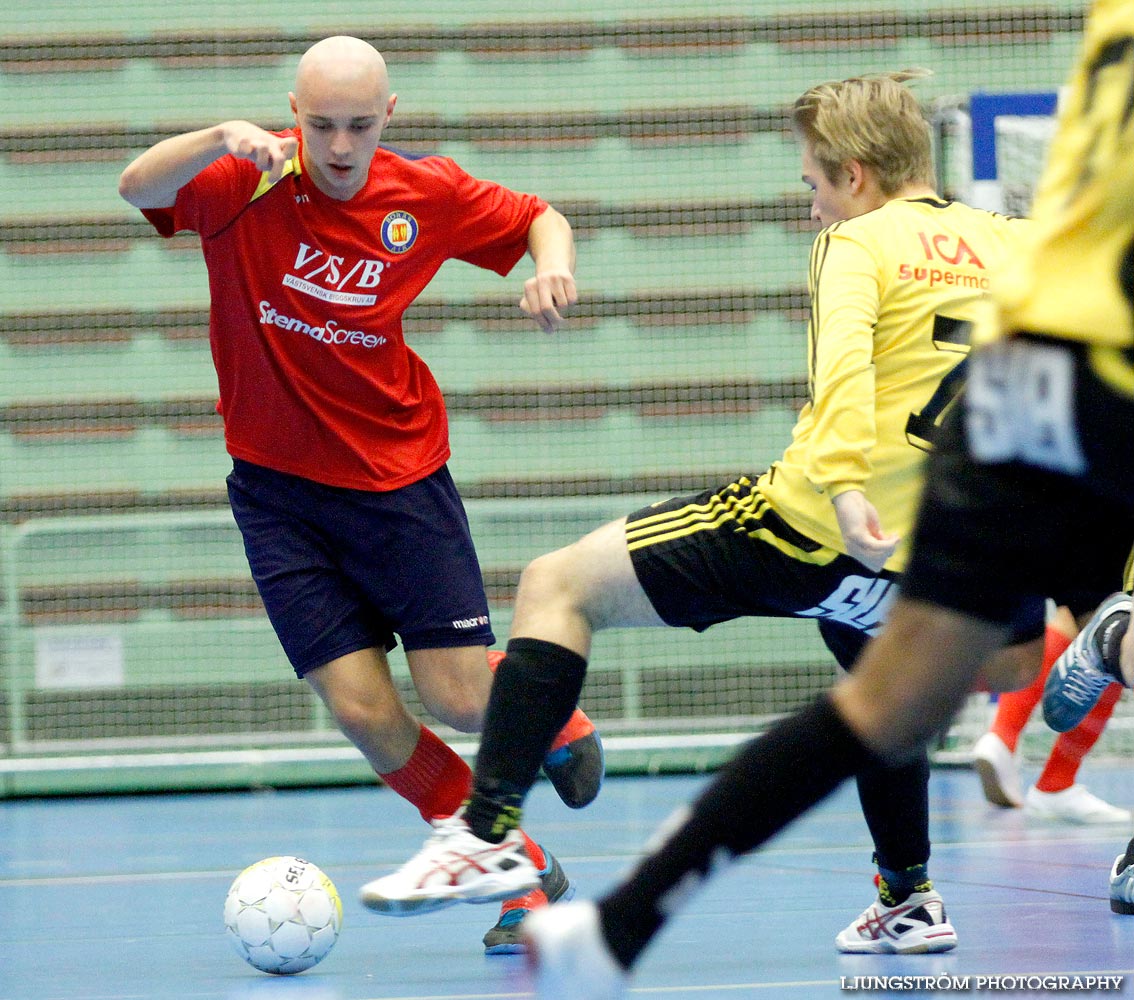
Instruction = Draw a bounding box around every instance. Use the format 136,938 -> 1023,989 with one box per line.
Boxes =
625,480 -> 839,566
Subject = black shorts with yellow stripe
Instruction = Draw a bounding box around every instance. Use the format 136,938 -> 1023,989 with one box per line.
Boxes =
625,475 -> 900,639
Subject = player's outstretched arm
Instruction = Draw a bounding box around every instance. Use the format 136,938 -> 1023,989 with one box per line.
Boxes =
832,489 -> 900,573
118,121 -> 299,210
520,206 -> 577,333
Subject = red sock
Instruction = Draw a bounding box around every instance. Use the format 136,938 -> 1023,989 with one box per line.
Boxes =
989,623 -> 1072,752
378,691 -> 551,869
378,725 -> 471,822
1035,682 -> 1122,792
487,649 -> 595,753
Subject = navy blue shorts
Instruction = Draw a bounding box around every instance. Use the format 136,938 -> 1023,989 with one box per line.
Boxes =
227,459 -> 494,676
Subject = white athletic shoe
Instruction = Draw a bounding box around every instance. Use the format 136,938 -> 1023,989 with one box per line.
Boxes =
1024,784 -> 1132,825
523,900 -> 628,1000
836,890 -> 958,954
359,814 -> 540,915
1110,855 -> 1134,914
971,732 -> 1023,808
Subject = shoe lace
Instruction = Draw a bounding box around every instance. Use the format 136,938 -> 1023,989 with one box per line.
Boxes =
1061,662 -> 1113,706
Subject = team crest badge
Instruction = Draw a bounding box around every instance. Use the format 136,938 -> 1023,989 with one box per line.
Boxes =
381,211 -> 419,254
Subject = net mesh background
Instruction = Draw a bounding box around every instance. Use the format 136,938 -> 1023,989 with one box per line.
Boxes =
0,1 -> 1105,790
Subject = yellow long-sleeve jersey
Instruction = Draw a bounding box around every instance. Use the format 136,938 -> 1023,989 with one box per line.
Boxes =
758,197 -> 1027,571
977,0 -> 1134,366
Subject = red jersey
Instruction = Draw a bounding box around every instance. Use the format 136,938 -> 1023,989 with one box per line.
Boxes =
142,131 -> 547,490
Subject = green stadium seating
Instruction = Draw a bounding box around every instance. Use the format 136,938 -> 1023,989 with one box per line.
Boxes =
0,5 -> 1085,769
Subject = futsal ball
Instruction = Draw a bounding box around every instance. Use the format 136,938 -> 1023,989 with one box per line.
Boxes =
223,856 -> 343,975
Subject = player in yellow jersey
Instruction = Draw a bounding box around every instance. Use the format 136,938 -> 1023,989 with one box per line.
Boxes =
360,70 -> 1047,956
502,4 -> 1134,995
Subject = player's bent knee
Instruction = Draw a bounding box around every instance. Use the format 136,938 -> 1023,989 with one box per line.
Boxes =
405,646 -> 492,733
327,696 -> 403,742
416,684 -> 485,733
516,549 -> 586,610
832,679 -> 937,765
424,699 -> 484,734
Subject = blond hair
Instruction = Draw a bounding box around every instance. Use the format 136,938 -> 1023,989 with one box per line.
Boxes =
791,70 -> 936,195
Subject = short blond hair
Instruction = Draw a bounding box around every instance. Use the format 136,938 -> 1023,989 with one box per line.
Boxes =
791,70 -> 936,195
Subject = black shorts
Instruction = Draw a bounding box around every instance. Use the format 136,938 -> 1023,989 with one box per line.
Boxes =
903,336 -> 1134,629
625,476 -> 902,642
227,459 -> 494,676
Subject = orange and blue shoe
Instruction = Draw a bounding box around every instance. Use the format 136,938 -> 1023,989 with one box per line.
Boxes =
488,650 -> 605,809
483,849 -> 575,955
543,714 -> 605,810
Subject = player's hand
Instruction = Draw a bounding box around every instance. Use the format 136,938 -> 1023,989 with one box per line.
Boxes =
520,269 -> 577,333
222,121 -> 299,183
832,490 -> 900,574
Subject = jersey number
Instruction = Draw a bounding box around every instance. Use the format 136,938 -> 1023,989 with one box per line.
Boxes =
905,314 -> 971,452
965,338 -> 1086,474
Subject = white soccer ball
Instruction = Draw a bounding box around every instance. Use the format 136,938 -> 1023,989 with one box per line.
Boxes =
223,856 -> 343,975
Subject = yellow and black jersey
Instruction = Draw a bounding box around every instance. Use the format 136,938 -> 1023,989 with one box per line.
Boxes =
758,197 -> 1027,571
978,0 -> 1134,359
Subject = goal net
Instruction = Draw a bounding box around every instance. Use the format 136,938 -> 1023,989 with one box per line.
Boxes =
939,90 -> 1059,215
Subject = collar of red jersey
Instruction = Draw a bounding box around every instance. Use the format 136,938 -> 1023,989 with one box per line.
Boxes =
249,154 -> 303,203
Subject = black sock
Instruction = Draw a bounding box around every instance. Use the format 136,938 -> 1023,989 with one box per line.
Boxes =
857,750 -> 930,904
465,637 -> 588,843
462,790 -> 524,845
876,862 -> 932,906
1121,836 -> 1134,874
1097,608 -> 1130,683
597,694 -> 876,970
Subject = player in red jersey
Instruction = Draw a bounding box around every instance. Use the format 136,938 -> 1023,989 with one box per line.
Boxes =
118,34 -> 600,953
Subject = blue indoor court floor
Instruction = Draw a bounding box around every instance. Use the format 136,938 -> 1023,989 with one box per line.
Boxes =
3,766 -> 1134,1000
